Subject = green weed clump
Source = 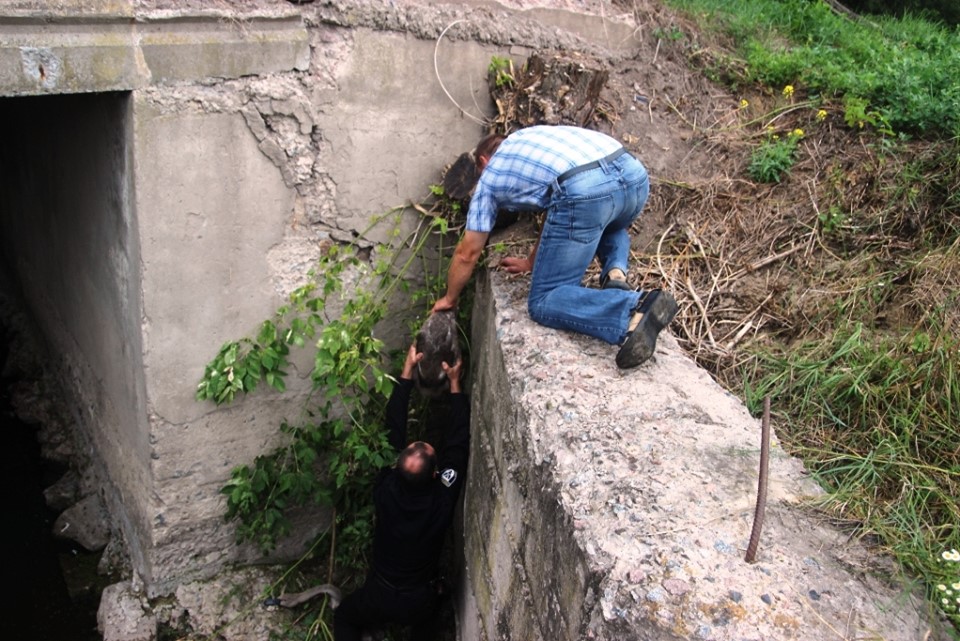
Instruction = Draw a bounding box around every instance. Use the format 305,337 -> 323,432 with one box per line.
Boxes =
748,127 -> 805,182
744,317 -> 960,629
668,0 -> 960,136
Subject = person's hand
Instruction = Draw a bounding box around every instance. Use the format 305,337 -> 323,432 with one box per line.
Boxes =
401,343 -> 423,380
431,295 -> 457,313
442,358 -> 463,393
500,256 -> 533,274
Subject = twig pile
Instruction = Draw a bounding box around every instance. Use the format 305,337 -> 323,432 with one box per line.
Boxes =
488,51 -> 618,135
637,98 -> 960,388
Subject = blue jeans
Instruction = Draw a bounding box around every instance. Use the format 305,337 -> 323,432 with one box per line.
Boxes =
528,152 -> 649,345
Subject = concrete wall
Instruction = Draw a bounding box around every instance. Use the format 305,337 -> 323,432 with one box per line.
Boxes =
0,0 -> 639,598
461,260 -> 940,641
128,16 -> 500,593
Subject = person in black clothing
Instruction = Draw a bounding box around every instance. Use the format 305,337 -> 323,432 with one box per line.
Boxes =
333,343 -> 469,641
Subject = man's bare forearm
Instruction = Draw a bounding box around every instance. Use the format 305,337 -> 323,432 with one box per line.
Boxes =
434,231 -> 488,311
444,251 -> 478,304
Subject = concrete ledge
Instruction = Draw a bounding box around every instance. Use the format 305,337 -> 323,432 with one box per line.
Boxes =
463,264 -> 939,640
138,15 -> 309,84
0,13 -> 307,96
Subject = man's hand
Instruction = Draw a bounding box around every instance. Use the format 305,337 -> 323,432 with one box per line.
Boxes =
442,358 -> 463,394
500,256 -> 533,274
400,343 -> 424,380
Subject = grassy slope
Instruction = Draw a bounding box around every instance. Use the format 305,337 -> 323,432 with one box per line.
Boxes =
651,0 -> 960,634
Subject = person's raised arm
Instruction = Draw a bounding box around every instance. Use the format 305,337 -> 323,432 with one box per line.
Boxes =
437,358 -> 469,476
432,230 -> 489,312
384,344 -> 422,452
443,358 -> 463,395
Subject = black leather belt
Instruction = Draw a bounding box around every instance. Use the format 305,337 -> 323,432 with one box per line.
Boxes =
556,147 -> 630,184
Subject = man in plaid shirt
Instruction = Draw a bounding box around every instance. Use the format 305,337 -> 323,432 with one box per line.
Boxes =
432,125 -> 677,369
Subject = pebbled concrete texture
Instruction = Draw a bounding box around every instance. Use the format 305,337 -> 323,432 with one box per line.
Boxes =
463,239 -> 942,640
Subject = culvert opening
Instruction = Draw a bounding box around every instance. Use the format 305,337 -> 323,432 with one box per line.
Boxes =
1,318 -> 103,641
0,90 -> 134,640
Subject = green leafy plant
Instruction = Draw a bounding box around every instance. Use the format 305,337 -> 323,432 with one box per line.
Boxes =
842,95 -> 893,136
197,200 -> 463,567
667,0 -> 960,136
429,183 -> 461,215
488,55 -> 516,88
653,25 -> 686,41
748,127 -> 804,183
818,204 -> 846,234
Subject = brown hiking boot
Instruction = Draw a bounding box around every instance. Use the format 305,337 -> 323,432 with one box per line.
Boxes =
615,289 -> 678,369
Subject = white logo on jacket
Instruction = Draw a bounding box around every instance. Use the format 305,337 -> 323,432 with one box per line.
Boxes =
440,468 -> 457,487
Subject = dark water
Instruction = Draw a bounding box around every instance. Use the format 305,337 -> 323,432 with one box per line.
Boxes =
1,369 -> 102,640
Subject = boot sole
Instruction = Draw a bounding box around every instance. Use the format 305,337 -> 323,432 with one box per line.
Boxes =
601,278 -> 633,291
615,291 -> 678,369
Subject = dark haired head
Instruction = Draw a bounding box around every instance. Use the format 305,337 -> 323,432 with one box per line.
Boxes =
397,441 -> 437,488
475,133 -> 506,171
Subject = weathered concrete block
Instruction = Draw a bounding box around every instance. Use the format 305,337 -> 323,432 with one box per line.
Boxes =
463,264 -> 941,640
138,15 -> 309,84
0,13 -> 308,97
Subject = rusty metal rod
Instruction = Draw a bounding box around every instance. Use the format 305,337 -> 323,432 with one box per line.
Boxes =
745,395 -> 771,563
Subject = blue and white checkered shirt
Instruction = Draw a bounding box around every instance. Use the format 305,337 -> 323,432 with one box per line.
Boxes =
466,125 -> 624,233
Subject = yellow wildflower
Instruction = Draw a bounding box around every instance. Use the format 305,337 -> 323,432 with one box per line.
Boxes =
816,109 -> 828,122
739,99 -> 749,109
782,84 -> 795,98
791,128 -> 805,138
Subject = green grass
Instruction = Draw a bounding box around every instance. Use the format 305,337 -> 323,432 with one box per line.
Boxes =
660,0 -> 960,632
743,318 -> 960,631
667,0 -> 960,136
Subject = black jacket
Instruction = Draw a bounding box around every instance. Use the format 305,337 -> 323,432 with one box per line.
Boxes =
370,378 -> 470,586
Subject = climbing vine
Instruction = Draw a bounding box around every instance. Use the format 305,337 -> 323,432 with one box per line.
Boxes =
196,193 -> 467,582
